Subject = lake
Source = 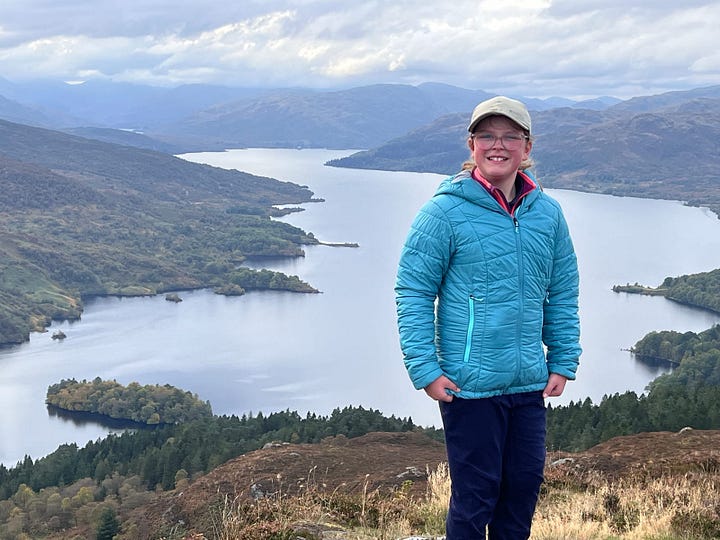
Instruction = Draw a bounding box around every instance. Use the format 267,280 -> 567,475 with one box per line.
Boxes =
2,148 -> 720,467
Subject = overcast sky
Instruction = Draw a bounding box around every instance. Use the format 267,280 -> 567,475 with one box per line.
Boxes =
0,0 -> 718,99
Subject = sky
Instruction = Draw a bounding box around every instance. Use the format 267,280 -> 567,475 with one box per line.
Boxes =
0,0 -> 719,100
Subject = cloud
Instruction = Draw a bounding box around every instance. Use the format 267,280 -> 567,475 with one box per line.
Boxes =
0,0 -> 718,98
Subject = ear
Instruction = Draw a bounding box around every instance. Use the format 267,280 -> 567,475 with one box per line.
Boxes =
467,136 -> 475,151
523,139 -> 533,159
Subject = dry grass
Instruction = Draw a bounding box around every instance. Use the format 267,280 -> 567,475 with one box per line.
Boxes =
215,465 -> 720,540
534,471 -> 720,540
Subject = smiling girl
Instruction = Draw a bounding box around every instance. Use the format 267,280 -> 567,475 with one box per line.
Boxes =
395,96 -> 582,539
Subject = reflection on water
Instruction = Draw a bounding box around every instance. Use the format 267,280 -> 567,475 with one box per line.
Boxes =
46,405 -> 152,431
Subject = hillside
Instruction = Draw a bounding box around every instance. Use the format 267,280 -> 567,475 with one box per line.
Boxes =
5,79 -> 717,206
62,126 -> 190,154
41,429 -> 720,539
1,80 -> 591,151
328,88 -> 720,217
0,119 -> 319,345
155,84 -> 453,150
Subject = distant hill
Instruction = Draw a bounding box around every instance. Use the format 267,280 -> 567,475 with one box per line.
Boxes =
153,83 -> 593,150
0,79 -> 276,133
0,94 -> 60,128
325,106 -> 619,175
62,126 -> 192,154
1,78 -> 602,150
0,119 -> 317,345
155,84 -> 451,149
328,87 -> 720,216
609,84 -> 720,113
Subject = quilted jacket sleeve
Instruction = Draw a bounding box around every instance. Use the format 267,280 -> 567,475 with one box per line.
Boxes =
395,199 -> 454,390
542,208 -> 582,379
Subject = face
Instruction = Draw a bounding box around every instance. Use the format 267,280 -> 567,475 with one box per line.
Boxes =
468,116 -> 532,187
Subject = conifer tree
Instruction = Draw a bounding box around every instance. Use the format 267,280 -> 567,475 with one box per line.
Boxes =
96,506 -> 120,540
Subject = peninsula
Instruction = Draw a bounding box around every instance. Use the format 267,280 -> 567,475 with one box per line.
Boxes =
0,120 -> 323,346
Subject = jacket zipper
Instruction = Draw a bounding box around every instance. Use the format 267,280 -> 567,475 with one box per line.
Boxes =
513,215 -> 524,384
463,296 -> 479,363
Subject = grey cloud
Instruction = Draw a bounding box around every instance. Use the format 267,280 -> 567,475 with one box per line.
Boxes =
0,0 -> 272,40
0,0 -> 718,98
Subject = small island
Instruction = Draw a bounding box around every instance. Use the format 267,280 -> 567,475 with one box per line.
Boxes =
46,378 -> 213,425
611,283 -> 667,296
317,240 -> 360,248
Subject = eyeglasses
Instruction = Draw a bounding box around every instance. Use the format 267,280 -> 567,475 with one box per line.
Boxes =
471,132 -> 529,150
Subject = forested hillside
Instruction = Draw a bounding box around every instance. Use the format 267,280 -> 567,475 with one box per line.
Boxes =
0,119 -> 320,345
0,406 -> 433,537
659,269 -> 720,313
546,324 -> 720,451
613,268 -> 720,315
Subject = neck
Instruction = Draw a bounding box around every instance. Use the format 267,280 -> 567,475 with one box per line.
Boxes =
501,180 -> 516,202
489,175 -> 517,202
471,169 -> 520,201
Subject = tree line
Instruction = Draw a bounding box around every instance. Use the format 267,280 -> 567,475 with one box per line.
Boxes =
660,268 -> 720,314
546,324 -> 720,451
0,405 -> 435,498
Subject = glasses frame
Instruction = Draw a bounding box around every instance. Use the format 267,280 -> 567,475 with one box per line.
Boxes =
471,132 -> 530,151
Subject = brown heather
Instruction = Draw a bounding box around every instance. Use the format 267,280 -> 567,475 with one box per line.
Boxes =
99,430 -> 720,540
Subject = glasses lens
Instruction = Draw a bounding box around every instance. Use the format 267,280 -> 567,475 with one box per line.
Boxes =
473,133 -> 525,150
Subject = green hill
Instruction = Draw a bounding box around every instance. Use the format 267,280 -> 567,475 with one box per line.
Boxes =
0,120 -> 319,345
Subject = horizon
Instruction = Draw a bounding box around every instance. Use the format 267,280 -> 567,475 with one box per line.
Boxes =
2,75 -> 718,104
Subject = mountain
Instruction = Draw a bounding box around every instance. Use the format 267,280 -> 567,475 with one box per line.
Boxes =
0,94 -> 63,128
325,106 -> 617,174
609,84 -> 720,113
573,96 -> 623,110
155,84 -> 450,149
328,87 -> 720,216
153,83 -> 598,149
1,78 -> 601,150
0,79 -> 276,131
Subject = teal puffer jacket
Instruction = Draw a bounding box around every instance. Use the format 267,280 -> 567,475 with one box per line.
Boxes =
396,170 -> 581,399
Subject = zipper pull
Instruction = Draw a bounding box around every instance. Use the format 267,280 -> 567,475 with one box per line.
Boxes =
514,217 -> 519,233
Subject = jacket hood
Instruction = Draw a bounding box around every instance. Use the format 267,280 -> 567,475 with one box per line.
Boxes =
434,169 -> 540,208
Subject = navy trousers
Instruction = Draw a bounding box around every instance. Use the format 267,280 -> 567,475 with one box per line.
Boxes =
439,392 -> 546,540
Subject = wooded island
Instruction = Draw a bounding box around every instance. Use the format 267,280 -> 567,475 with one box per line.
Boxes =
45,378 -> 213,425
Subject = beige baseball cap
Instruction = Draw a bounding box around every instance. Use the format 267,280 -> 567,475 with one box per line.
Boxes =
467,96 -> 531,134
